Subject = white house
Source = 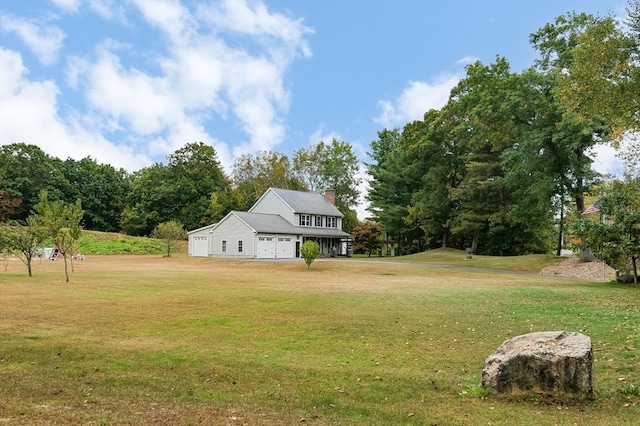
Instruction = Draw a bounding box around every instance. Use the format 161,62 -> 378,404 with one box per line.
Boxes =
188,188 -> 352,259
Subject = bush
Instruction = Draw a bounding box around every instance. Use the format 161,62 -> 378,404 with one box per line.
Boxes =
300,241 -> 320,269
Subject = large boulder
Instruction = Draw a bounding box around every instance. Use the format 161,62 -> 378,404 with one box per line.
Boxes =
482,331 -> 594,401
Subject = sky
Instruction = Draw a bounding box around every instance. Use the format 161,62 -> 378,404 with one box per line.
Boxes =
0,0 -> 630,219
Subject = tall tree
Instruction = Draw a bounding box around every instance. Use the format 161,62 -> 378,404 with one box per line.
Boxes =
366,129 -> 424,249
59,157 -> 131,232
293,138 -> 361,212
231,151 -> 306,210
530,12 -> 612,214
122,142 -> 229,235
405,109 -> 465,249
0,143 -> 68,221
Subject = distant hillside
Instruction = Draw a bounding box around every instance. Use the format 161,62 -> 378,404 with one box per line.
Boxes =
75,231 -> 186,255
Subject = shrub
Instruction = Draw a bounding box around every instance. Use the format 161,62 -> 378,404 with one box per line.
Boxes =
300,241 -> 320,269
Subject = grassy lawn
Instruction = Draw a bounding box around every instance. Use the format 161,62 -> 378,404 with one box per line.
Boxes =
1,254 -> 638,425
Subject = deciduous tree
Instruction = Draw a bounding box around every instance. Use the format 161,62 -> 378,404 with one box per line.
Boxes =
293,138 -> 361,212
300,240 -> 320,269
352,221 -> 384,257
152,220 -> 187,257
0,217 -> 46,276
33,191 -> 83,282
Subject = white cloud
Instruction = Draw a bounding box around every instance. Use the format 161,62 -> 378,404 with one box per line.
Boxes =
132,0 -> 196,44
375,74 -> 459,129
590,143 -> 625,177
0,48 -> 151,171
197,0 -> 313,60
88,0 -> 127,22
0,15 -> 65,65
457,56 -> 479,66
2,0 -> 313,174
49,0 -> 81,13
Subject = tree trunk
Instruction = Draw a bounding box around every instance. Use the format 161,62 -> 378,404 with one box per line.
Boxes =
63,254 -> 69,282
556,204 -> 564,256
441,228 -> 449,248
633,256 -> 638,284
471,229 -> 479,254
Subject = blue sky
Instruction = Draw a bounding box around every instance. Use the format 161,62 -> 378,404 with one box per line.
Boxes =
0,0 -> 629,216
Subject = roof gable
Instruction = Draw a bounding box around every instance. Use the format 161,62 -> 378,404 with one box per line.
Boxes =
251,187 -> 343,217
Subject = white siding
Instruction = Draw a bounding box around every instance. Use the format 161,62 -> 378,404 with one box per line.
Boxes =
250,190 -> 296,224
210,214 -> 256,258
188,224 -> 215,256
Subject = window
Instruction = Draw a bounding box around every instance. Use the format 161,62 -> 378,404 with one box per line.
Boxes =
315,215 -> 323,227
300,214 -> 311,226
222,240 -> 227,252
327,217 -> 337,228
238,240 -> 243,253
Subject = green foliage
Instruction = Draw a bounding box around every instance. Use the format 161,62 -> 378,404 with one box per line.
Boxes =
571,176 -> 640,280
122,142 -> 229,236
0,144 -> 131,231
33,191 -> 84,282
300,240 -> 320,269
75,232 -> 168,255
152,221 -> 187,257
58,157 -> 131,232
0,143 -> 67,220
293,138 -> 361,211
352,220 -> 385,257
231,151 -> 306,210
0,217 -> 47,276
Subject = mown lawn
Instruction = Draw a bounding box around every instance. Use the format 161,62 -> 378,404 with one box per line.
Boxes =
0,254 -> 638,425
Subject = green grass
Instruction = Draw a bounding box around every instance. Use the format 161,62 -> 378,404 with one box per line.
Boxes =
360,247 -> 563,273
1,254 -> 638,425
74,230 -> 184,255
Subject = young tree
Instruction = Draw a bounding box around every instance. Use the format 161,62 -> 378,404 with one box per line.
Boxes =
300,240 -> 320,269
0,218 -> 46,276
34,191 -> 83,282
352,221 -> 384,257
152,221 -> 187,257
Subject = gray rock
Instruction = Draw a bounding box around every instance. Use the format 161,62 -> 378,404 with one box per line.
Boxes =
482,331 -> 594,401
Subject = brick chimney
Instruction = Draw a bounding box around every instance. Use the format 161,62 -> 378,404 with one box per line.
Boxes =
324,188 -> 336,206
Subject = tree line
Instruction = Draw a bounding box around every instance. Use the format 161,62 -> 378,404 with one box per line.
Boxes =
1,139 -> 362,237
2,6 -> 638,276
366,8 -> 639,263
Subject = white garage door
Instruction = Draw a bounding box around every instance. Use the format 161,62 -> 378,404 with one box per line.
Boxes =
277,237 -> 294,259
257,236 -> 276,258
191,236 -> 209,257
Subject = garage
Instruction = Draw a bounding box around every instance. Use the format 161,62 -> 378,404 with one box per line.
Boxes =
277,237 -> 294,258
191,235 -> 209,257
257,236 -> 276,258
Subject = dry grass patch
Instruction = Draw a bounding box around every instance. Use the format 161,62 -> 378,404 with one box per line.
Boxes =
1,255 -> 638,425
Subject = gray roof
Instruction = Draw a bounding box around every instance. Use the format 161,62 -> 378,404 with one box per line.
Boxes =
233,211 -> 350,238
268,188 -> 343,217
